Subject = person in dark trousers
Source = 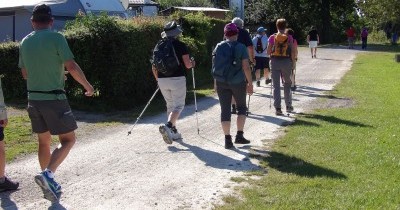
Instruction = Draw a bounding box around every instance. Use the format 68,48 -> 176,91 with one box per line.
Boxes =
252,27 -> 271,87
230,17 -> 254,114
361,27 -> 369,49
152,21 -> 195,144
307,26 -> 319,58
19,4 -> 94,203
0,78 -> 19,192
213,23 -> 253,149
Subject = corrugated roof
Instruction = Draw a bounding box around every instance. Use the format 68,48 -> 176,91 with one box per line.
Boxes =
0,0 -> 67,10
174,7 -> 229,12
129,0 -> 158,5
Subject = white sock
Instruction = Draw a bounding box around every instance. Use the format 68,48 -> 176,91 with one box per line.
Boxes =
45,169 -> 55,178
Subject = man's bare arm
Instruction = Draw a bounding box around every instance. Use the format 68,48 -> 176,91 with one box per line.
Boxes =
64,60 -> 94,96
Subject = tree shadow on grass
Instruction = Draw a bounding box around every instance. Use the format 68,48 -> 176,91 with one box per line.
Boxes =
265,151 -> 347,179
299,113 -> 372,128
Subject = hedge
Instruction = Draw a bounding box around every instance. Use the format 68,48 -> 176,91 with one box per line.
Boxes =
0,13 -> 226,110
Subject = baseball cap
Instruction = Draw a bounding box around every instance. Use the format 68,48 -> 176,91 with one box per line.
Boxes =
31,4 -> 53,22
257,27 -> 266,33
224,23 -> 239,37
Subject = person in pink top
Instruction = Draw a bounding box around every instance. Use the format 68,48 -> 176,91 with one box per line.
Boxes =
285,28 -> 298,91
267,18 -> 297,115
361,27 -> 369,49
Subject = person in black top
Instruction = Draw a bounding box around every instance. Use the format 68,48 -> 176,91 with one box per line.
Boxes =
152,21 -> 195,144
230,17 -> 254,113
307,26 -> 319,58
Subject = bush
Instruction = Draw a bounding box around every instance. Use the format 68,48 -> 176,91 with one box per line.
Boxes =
368,30 -> 390,43
0,14 -> 226,110
0,42 -> 26,100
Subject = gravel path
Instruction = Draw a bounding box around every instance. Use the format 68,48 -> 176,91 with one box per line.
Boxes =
1,46 -> 357,210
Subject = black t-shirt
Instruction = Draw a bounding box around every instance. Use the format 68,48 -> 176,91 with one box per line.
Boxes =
158,38 -> 189,78
237,28 -> 253,47
308,29 -> 318,41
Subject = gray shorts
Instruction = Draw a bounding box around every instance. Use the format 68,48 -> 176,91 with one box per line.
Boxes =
27,100 -> 78,135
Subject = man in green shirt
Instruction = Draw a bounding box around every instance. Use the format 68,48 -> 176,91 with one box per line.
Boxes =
18,4 -> 94,203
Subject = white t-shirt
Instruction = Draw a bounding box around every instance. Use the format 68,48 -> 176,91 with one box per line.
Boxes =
252,34 -> 269,58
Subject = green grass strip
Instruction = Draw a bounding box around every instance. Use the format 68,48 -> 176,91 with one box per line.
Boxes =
217,51 -> 400,209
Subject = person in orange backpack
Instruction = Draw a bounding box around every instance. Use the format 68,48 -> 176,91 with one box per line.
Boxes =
267,18 -> 297,115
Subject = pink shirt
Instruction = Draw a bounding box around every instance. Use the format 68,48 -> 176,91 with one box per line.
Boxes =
268,33 -> 294,45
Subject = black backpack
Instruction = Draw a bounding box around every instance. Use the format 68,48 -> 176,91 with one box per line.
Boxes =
152,38 -> 180,76
256,37 -> 264,53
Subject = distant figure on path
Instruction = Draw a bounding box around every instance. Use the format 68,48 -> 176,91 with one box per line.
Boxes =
307,26 -> 319,58
346,26 -> 356,49
361,27 -> 369,50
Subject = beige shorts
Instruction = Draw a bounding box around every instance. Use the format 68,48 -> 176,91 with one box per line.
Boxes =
158,76 -> 187,113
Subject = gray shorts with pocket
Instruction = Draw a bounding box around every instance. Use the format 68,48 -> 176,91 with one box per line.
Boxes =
27,100 -> 78,135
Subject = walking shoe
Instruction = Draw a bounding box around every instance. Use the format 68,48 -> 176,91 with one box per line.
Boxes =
234,135 -> 250,144
159,124 -> 173,144
291,85 -> 297,91
0,177 -> 19,192
256,81 -> 260,87
225,137 -> 234,149
171,127 -> 182,141
265,79 -> 271,84
286,106 -> 294,113
275,108 -> 283,116
231,104 -> 237,114
34,171 -> 61,203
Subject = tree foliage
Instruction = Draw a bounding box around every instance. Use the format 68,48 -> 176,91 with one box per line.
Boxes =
357,0 -> 400,29
244,0 -> 358,44
155,0 -> 213,9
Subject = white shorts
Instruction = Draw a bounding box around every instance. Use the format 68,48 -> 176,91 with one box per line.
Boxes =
309,41 -> 318,48
158,76 -> 187,113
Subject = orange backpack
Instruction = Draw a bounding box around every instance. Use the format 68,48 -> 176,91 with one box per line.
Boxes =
271,33 -> 291,57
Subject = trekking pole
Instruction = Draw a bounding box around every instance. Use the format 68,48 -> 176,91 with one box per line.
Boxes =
191,57 -> 200,134
246,94 -> 251,116
127,87 -> 160,136
270,78 -> 273,109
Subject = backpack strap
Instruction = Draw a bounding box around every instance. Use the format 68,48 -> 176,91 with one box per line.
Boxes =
166,38 -> 180,66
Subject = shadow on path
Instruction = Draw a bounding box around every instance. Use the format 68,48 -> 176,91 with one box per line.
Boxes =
0,190 -> 18,210
168,140 -> 260,171
265,151 -> 347,179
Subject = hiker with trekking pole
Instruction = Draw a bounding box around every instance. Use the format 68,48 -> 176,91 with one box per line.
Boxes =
212,23 -> 253,149
267,18 -> 297,116
151,21 -> 196,144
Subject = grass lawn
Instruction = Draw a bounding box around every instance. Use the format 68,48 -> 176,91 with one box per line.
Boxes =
217,49 -> 400,209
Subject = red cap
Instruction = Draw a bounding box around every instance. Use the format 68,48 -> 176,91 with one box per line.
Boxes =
224,23 -> 239,37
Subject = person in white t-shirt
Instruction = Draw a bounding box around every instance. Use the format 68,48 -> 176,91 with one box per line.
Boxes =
252,27 -> 271,87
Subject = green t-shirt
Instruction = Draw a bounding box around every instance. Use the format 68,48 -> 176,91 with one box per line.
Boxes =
19,29 -> 74,100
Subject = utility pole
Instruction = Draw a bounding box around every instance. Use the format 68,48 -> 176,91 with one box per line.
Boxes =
229,0 -> 244,19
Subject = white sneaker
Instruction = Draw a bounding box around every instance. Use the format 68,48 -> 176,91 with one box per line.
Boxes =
159,125 -> 173,144
171,128 -> 182,140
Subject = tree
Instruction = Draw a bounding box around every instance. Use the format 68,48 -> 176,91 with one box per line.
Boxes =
244,0 -> 357,44
357,0 -> 400,26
